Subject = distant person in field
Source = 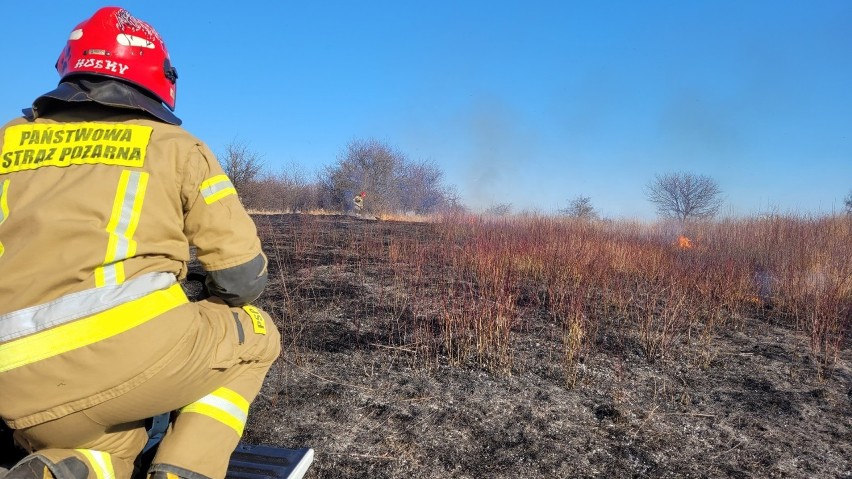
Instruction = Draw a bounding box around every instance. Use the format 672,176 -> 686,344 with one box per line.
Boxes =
0,7 -> 280,479
353,191 -> 366,215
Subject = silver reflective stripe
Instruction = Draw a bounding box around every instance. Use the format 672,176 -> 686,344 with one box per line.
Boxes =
101,261 -> 119,287
200,175 -> 236,204
0,272 -> 177,342
98,170 -> 148,287
181,387 -> 249,435
200,394 -> 249,424
112,171 -> 142,261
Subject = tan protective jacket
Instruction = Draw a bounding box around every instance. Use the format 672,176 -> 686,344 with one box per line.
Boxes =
0,104 -> 263,428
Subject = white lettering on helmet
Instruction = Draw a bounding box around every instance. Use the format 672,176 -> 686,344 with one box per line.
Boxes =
73,58 -> 130,75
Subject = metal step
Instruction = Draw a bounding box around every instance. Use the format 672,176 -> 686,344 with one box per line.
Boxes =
227,444 -> 314,479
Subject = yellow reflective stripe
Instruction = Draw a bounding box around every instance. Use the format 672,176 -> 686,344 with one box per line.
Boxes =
96,170 -> 149,287
0,283 -> 187,373
0,179 -> 8,258
94,265 -> 104,287
0,272 -> 176,342
181,387 -> 249,436
76,449 -> 114,479
0,179 -> 9,223
200,174 -> 236,204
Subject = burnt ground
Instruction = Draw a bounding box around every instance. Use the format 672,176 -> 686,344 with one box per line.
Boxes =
243,214 -> 851,479
1,214 -> 849,479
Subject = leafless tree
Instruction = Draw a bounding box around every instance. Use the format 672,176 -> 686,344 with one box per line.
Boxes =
239,175 -> 276,211
844,190 -> 852,215
645,172 -> 723,222
268,163 -> 315,212
439,186 -> 467,215
231,160 -> 324,213
559,195 -> 598,219
212,137 -> 457,215
399,160 -> 447,214
321,138 -> 453,215
321,139 -> 402,214
484,203 -> 512,216
220,140 -> 265,193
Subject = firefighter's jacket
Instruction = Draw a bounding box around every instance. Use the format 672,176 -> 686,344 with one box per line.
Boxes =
0,103 -> 265,428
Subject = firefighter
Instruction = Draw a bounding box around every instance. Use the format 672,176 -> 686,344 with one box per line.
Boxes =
0,7 -> 280,479
352,191 -> 366,215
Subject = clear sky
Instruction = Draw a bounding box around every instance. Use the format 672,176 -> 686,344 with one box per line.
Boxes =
2,1 -> 850,218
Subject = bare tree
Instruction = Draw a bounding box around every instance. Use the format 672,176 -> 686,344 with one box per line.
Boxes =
645,172 -> 723,222
484,203 -> 512,216
399,160 -> 447,214
844,190 -> 852,215
321,139 -> 402,214
220,140 -> 265,192
267,162 -> 315,213
439,186 -> 467,215
320,138 -> 454,215
559,195 -> 598,219
241,169 -> 317,213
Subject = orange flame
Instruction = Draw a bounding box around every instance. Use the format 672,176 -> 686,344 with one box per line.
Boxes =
746,295 -> 763,305
677,235 -> 694,250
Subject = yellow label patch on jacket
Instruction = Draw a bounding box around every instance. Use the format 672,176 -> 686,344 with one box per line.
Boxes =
0,123 -> 153,174
242,305 -> 267,335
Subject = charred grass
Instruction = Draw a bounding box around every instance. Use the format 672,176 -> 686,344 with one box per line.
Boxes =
242,213 -> 851,478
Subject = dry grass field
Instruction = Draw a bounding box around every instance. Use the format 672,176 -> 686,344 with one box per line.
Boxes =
1,213 -> 847,478
241,213 -> 851,478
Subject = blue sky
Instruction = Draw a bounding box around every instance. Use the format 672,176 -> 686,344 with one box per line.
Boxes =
2,1 -> 850,218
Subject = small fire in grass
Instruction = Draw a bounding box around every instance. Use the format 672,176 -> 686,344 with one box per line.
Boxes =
677,235 -> 694,250
746,295 -> 763,305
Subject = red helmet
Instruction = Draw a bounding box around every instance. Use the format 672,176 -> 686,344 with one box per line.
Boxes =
55,7 -> 178,110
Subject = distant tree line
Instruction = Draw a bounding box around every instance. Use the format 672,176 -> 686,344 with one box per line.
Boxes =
220,138 -> 849,220
220,138 -> 461,216
556,173 -> 724,223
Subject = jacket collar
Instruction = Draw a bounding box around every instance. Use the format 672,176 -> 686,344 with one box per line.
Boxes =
24,77 -> 181,125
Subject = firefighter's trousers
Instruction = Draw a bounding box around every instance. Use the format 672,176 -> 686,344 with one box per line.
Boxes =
6,296 -> 281,479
